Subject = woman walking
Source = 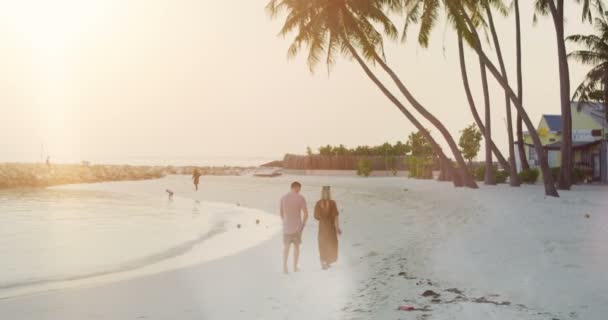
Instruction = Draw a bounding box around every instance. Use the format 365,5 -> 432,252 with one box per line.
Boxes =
314,186 -> 341,270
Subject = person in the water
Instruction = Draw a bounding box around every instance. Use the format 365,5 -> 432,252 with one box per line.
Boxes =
192,169 -> 202,191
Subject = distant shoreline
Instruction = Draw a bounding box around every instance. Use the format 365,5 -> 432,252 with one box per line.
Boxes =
0,163 -> 255,190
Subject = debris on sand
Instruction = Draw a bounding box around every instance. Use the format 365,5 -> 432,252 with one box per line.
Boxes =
471,297 -> 511,306
422,290 -> 440,298
397,305 -> 432,312
585,214 -> 590,219
416,279 -> 434,286
237,224 -> 241,229
445,288 -> 463,295
256,219 -> 260,225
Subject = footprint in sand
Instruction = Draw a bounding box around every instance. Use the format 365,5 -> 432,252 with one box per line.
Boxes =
364,250 -> 379,258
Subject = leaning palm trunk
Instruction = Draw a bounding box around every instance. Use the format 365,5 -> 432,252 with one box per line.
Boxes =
343,40 -> 463,187
514,0 -> 530,171
479,56 -> 496,185
460,10 -> 559,197
548,0 -> 573,190
485,5 -> 520,186
457,34 -> 511,174
367,52 -> 478,188
343,17 -> 477,188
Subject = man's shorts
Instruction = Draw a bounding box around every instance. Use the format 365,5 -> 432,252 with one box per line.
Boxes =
283,231 -> 302,246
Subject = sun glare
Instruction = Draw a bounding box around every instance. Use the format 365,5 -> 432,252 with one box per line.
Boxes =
0,0 -> 120,158
0,0 -> 117,97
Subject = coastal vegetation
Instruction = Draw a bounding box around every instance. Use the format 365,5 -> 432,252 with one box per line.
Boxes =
267,0 -> 607,197
458,124 -> 483,166
356,158 -> 373,177
567,9 -> 608,121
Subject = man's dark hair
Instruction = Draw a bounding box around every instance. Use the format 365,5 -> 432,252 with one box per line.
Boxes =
291,181 -> 301,189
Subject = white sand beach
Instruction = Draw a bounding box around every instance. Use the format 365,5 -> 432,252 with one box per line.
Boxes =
1,175 -> 607,320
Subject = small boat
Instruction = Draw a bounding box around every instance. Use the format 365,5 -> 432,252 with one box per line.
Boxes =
253,169 -> 282,177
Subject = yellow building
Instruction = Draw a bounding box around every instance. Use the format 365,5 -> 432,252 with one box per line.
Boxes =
514,102 -> 608,183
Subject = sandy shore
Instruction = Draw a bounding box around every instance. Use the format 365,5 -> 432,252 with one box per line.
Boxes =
1,175 -> 606,319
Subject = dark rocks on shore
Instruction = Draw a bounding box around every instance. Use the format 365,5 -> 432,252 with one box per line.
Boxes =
0,163 -> 168,189
179,166 -> 252,176
0,163 -> 255,190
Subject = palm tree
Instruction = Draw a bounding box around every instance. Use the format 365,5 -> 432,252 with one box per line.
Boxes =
459,6 -> 559,196
478,41 -> 496,185
342,2 -> 479,187
534,0 -> 604,190
483,0 -> 520,186
267,0 -> 477,188
399,0 -> 559,196
403,0 -> 515,186
567,9 -> 608,120
457,33 -> 512,174
514,0 -> 530,171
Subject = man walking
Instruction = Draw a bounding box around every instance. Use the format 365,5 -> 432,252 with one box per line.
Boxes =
280,181 -> 308,274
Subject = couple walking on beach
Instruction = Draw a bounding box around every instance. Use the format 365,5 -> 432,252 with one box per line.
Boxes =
280,181 -> 342,274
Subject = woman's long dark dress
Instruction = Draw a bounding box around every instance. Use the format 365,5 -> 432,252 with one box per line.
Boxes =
314,200 -> 339,264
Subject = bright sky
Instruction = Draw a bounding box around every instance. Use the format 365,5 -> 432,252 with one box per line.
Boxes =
0,0 -> 596,165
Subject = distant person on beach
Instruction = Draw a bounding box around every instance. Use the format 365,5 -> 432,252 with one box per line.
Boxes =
192,169 -> 202,191
314,186 -> 341,270
280,181 -> 308,274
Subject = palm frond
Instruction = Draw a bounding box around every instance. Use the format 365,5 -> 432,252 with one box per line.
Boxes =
418,0 -> 440,47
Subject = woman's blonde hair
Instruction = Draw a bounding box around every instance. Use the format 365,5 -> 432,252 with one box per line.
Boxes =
321,186 -> 331,201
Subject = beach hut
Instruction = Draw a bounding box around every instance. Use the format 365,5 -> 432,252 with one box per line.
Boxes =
514,102 -> 608,183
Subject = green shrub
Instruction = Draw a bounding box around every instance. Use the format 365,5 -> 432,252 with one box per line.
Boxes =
574,167 -> 590,183
357,158 -> 372,177
550,167 -> 590,184
495,170 -> 508,184
472,165 -> 508,184
519,168 -> 539,184
407,156 -> 432,179
408,157 -> 419,178
473,166 -> 485,181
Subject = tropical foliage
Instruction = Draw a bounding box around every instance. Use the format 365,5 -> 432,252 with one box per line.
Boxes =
357,158 -> 373,177
458,124 -> 482,165
315,141 -> 410,157
267,0 -> 478,188
533,0 -> 604,190
406,131 -> 435,158
519,168 -> 540,184
406,130 -> 437,179
567,8 -> 608,121
266,0 -> 608,197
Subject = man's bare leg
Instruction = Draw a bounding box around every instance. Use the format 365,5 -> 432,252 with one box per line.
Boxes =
293,244 -> 300,272
283,243 -> 290,274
